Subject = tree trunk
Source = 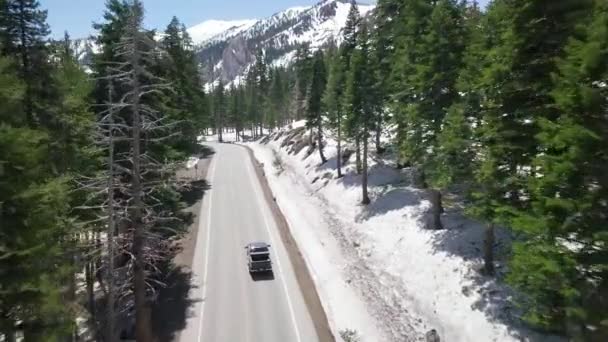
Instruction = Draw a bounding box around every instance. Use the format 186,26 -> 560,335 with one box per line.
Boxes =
317,118 -> 326,164
336,113 -> 343,178
106,84 -> 116,342
309,127 -> 314,147
85,233 -> 96,325
218,112 -> 223,142
3,316 -> 16,342
131,44 -> 154,342
355,137 -> 361,174
483,223 -> 495,275
375,113 -> 383,154
427,189 -> 444,230
362,136 -> 370,205
5,331 -> 16,342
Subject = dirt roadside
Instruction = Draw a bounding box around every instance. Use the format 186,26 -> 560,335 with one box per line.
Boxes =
173,150 -> 214,269
153,146 -> 215,342
242,144 -> 336,342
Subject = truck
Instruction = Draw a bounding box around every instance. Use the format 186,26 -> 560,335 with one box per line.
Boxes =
245,242 -> 272,273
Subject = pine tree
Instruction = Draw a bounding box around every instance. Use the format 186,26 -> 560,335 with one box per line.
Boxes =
371,0 -> 402,153
470,0 -> 592,278
394,0 -> 466,170
294,44 -> 312,122
507,0 -> 606,336
268,68 -> 286,130
0,0 -> 53,126
306,50 -> 328,164
323,46 -> 345,178
432,1 -> 484,189
341,0 -> 362,173
345,23 -> 374,204
341,0 -> 360,71
0,52 -> 74,341
160,16 -> 207,154
213,80 -> 226,142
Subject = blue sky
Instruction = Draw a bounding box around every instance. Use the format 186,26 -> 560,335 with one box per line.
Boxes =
43,0 -> 489,39
43,0 -> 339,38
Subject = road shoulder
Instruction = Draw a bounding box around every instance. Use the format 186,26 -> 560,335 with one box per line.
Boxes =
154,146 -> 215,342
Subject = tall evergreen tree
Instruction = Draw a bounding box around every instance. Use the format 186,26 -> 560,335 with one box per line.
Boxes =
268,67 -> 286,130
371,0 -> 402,153
323,46 -> 345,178
306,50 -> 327,163
0,52 -> 75,341
160,16 -> 207,155
0,0 -> 52,125
470,0 -> 592,277
213,80 -> 226,142
345,23 -> 375,204
341,0 -> 360,71
341,1 -> 362,173
433,1 -> 484,189
394,0 -> 466,170
507,0 -> 606,336
294,44 -> 312,122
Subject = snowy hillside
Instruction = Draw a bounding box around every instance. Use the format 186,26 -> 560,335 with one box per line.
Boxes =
188,19 -> 257,46
71,38 -> 99,64
195,0 -> 375,84
234,122 -> 562,342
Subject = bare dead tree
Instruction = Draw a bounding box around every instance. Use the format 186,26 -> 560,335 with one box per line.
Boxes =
106,81 -> 117,342
104,2 -> 179,340
75,3 -> 186,340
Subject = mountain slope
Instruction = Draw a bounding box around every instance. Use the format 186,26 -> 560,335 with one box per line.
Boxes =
188,19 -> 257,46
195,0 -> 375,84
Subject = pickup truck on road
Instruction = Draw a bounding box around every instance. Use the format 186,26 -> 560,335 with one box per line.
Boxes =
245,242 -> 272,273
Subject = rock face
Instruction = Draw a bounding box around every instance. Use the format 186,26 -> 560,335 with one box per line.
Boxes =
220,37 -> 253,81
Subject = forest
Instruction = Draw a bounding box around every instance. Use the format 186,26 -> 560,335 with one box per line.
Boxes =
1,0 -> 207,340
214,0 -> 607,339
0,0 -> 606,341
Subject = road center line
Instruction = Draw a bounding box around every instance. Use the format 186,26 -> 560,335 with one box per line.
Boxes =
245,153 -> 303,342
197,151 -> 220,342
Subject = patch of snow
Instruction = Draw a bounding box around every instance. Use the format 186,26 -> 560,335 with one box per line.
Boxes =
187,19 -> 257,45
186,156 -> 200,169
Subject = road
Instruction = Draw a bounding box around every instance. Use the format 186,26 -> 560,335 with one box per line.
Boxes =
178,142 -> 320,342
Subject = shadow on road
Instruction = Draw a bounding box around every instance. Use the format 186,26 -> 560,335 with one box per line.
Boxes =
181,179 -> 211,207
153,161 -> 212,341
152,264 -> 199,341
249,271 -> 275,282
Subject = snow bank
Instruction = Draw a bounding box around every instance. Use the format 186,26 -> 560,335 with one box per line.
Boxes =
244,122 -> 558,342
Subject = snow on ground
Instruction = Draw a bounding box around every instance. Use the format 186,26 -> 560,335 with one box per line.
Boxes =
186,156 -> 200,169
236,121 -> 560,342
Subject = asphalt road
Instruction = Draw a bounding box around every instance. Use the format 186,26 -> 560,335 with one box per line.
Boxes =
178,142 -> 319,342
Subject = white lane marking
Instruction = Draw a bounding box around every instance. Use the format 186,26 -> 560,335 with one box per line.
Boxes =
245,153 -> 302,342
197,150 -> 220,342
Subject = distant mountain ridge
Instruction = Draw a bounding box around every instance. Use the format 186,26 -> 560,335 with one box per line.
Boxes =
194,0 -> 375,85
70,1 -> 375,84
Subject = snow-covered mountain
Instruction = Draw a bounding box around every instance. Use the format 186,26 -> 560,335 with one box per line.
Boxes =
194,0 -> 375,84
188,19 -> 257,46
